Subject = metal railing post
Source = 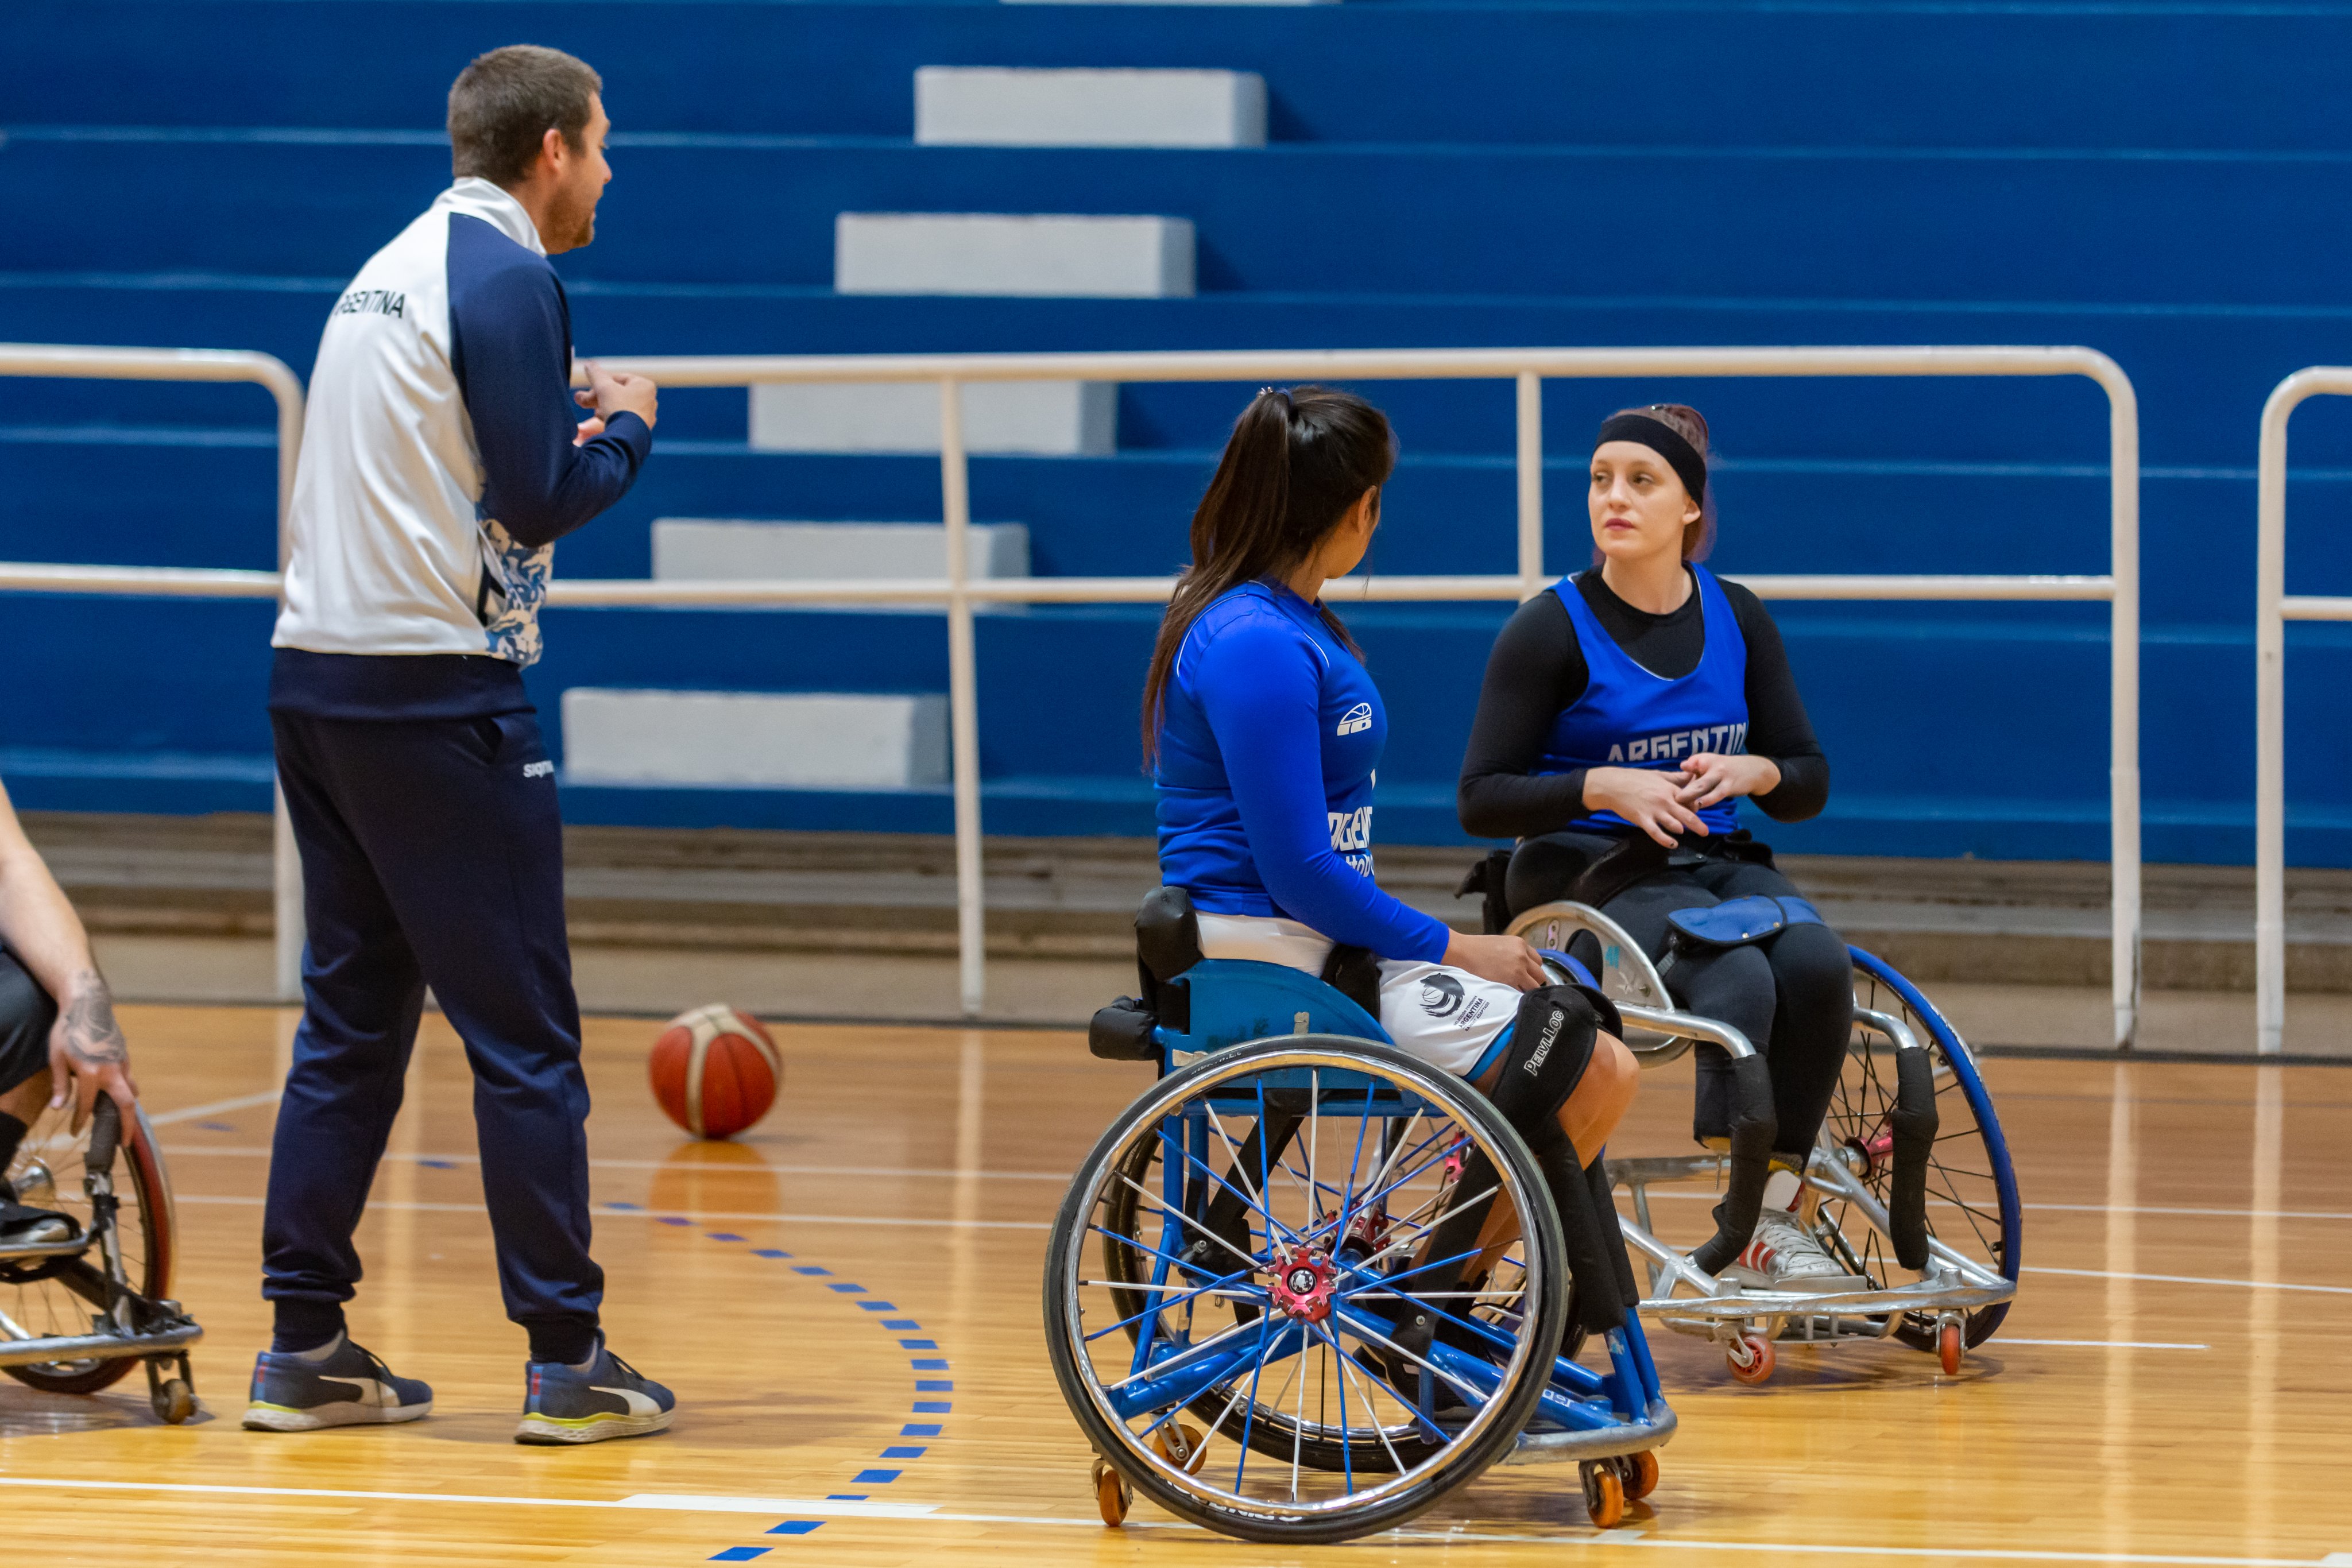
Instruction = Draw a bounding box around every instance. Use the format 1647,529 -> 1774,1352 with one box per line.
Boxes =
939,378 -> 987,1018
1515,371 -> 1545,600
2103,363 -> 2142,1050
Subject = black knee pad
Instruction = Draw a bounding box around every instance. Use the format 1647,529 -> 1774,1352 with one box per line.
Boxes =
1486,984 -> 1609,1142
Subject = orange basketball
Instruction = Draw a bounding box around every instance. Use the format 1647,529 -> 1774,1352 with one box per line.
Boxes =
649,1004 -> 782,1140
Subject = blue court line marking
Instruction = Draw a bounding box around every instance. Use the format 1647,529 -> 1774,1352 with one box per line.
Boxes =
668,1211 -> 955,1558
824,1495 -> 867,1502
660,1217 -> 693,1227
196,1121 -> 237,1132
419,1159 -> 457,1170
606,1201 -> 641,1210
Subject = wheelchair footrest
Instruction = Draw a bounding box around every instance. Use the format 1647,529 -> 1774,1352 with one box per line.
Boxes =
0,1310 -> 203,1369
1500,1401 -> 1677,1466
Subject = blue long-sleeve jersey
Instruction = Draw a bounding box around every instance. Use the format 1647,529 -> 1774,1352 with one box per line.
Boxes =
1155,580 -> 1450,963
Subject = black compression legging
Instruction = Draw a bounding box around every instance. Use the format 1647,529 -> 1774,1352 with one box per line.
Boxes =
1597,859 -> 1851,1158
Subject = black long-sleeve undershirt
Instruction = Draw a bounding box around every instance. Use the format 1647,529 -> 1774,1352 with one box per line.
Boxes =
1456,571 -> 1830,841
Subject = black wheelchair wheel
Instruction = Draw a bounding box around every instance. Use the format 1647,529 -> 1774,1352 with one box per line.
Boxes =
1819,953 -> 2021,1352
2,1102 -> 177,1394
1047,1036 -> 1566,1545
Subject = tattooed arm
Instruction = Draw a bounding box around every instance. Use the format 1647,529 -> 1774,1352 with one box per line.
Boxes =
0,777 -> 135,1129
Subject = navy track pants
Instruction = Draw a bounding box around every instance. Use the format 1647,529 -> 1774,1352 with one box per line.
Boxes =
263,707 -> 601,1361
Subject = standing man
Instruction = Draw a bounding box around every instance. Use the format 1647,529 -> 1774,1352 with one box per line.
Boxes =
245,45 -> 672,1445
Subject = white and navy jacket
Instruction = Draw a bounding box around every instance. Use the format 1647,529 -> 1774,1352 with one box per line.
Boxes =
270,178 -> 651,718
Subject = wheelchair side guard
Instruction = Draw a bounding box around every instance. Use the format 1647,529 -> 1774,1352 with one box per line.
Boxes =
1689,1054 -> 1778,1276
1153,959 -> 1391,1068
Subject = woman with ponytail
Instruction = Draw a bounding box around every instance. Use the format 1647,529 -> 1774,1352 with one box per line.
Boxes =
1148,388 -> 1640,1340
1456,404 -> 1858,1295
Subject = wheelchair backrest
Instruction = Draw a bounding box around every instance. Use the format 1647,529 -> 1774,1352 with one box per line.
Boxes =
1155,959 -> 1392,1072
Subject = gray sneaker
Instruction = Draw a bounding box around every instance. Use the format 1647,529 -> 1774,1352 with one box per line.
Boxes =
244,1335 -> 433,1430
0,1177 -> 74,1246
1722,1208 -> 1869,1294
516,1338 -> 675,1445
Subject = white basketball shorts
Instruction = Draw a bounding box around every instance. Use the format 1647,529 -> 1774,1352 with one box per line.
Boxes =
1194,913 -> 1522,1078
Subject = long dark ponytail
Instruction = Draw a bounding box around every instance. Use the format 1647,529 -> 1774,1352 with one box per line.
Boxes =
1141,385 -> 1398,762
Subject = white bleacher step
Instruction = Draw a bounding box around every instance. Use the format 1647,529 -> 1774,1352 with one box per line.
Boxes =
835,212 -> 1194,297
562,689 -> 948,790
914,67 -> 1267,148
651,519 -> 1031,583
749,379 -> 1115,455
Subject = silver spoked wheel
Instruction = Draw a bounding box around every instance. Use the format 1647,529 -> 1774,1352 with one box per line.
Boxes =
2,1102 -> 175,1393
1044,1036 -> 1566,1545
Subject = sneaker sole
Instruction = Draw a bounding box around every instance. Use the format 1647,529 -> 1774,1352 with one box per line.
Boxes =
243,1399 -> 433,1431
514,1408 -> 675,1446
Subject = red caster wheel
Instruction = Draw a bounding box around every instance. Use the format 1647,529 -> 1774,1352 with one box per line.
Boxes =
1937,1320 -> 1964,1376
1090,1456 -> 1131,1526
1727,1331 -> 1776,1384
1151,1421 -> 1208,1476
1581,1460 -> 1627,1528
1620,1449 -> 1659,1501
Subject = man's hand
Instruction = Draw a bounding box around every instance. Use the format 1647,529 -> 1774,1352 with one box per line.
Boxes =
48,969 -> 136,1133
573,359 -> 658,443
1583,765 -> 1710,847
1675,753 -> 1781,811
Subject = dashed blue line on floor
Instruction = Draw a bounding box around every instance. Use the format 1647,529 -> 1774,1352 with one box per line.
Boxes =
709,1550 -> 769,1562
856,1302 -> 896,1312
913,1401 -> 950,1414
902,1424 -> 942,1437
881,1319 -> 919,1330
753,1249 -> 790,1259
898,1339 -> 937,1349
916,1380 -> 951,1392
881,1446 -> 927,1460
825,1495 -> 867,1502
419,1159 -> 457,1170
765,1522 -> 825,1537
196,1121 -> 237,1132
829,1283 -> 867,1294
852,1470 -> 902,1485
911,1358 -> 949,1370
792,1265 -> 830,1275
606,1201 -> 641,1209
708,1233 -> 746,1242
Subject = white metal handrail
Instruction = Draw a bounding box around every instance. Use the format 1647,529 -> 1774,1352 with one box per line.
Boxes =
0,344 -> 306,1000
0,343 -> 2139,1039
2252,366 -> 2352,1054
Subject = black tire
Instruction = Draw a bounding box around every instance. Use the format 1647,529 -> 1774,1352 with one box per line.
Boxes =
3,1104 -> 176,1395
1046,1036 -> 1566,1545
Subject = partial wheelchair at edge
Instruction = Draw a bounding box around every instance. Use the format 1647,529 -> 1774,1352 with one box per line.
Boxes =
1046,887 -> 1673,1544
1461,843 -> 2022,1385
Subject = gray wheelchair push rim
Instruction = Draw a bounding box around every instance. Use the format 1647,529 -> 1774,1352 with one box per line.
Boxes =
1043,1035 -> 1568,1543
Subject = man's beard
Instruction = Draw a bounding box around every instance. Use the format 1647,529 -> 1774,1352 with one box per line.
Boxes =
552,185 -> 597,250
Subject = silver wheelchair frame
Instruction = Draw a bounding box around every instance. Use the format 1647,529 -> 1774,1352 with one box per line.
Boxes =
1508,900 -> 2018,1380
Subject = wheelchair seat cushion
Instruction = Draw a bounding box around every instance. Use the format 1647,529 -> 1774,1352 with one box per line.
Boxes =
1665,893 -> 1825,950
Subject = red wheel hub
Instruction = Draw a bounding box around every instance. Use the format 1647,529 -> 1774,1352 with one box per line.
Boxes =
1267,1246 -> 1337,1323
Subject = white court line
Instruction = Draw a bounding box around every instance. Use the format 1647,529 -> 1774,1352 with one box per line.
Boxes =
2025,1265 -> 2352,1296
0,1477 -> 929,1517
158,1145 -> 1069,1182
1996,1338 -> 2209,1350
145,1090 -> 281,1127
0,1476 -> 2328,1566
173,1194 -> 1050,1231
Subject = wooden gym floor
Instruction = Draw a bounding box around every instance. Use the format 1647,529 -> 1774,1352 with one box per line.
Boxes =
3,1003 -> 2349,1567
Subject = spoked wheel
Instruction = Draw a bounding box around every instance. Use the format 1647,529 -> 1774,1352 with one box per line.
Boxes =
2,1099 -> 175,1394
1822,951 -> 2022,1356
1046,1037 -> 1566,1546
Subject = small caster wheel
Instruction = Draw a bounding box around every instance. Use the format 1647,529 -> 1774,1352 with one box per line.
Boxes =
1620,1449 -> 1659,1501
1581,1459 -> 1626,1529
153,1378 -> 195,1425
1727,1330 -> 1776,1385
1090,1456 -> 1131,1527
1937,1320 -> 1963,1376
1151,1421 -> 1207,1476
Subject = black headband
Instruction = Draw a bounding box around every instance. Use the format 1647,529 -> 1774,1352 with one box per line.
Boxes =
1594,412 -> 1706,505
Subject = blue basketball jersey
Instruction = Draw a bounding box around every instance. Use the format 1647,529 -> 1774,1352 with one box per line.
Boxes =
1536,565 -> 1750,835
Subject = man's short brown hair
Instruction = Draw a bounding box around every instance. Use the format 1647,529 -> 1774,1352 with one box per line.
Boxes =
448,45 -> 601,187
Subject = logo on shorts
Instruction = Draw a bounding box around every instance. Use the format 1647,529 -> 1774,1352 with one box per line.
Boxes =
1336,702 -> 1372,737
523,760 -> 555,779
1418,973 -> 1465,1020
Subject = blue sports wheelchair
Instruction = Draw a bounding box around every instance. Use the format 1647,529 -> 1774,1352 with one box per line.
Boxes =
1045,889 -> 1677,1544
